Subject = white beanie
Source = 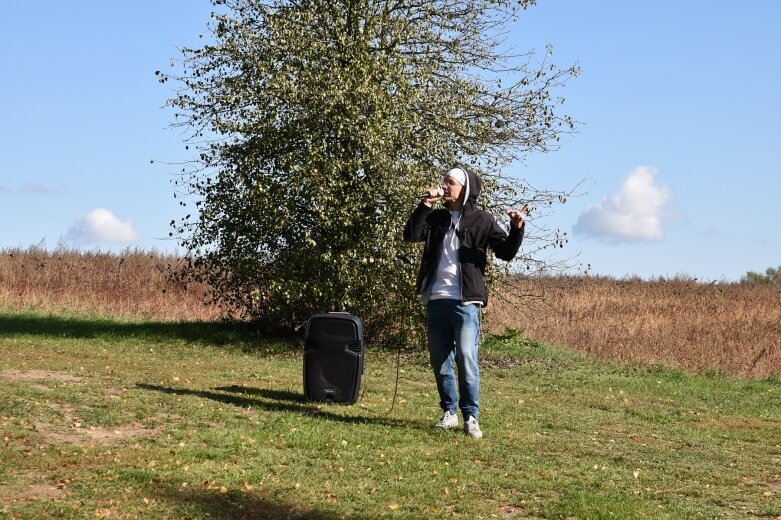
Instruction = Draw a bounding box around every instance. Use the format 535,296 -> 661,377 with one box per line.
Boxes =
445,167 -> 466,186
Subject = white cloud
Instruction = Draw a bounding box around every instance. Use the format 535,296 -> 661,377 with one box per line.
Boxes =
573,166 -> 672,242
66,208 -> 140,245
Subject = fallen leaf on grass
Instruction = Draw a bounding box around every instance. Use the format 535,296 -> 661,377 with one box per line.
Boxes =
388,504 -> 399,511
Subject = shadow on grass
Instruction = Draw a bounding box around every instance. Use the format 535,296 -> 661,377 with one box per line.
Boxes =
154,482 -> 369,520
0,312 -> 292,350
136,383 -> 422,429
214,386 -> 308,403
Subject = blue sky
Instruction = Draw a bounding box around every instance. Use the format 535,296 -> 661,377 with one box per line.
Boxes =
1,2 -> 779,281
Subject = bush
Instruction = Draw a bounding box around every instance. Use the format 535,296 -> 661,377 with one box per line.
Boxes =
741,265 -> 781,285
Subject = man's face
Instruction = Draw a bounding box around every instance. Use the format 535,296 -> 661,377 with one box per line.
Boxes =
442,175 -> 464,205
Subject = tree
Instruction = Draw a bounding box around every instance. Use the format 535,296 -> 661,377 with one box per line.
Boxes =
741,266 -> 781,285
160,0 -> 579,340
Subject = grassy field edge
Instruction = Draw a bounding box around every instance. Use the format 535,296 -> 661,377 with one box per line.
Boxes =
1,308 -> 779,519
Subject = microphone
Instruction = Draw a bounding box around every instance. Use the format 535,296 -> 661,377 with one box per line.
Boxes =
420,188 -> 444,199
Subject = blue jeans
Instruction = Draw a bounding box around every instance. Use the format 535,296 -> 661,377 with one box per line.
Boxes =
426,299 -> 481,420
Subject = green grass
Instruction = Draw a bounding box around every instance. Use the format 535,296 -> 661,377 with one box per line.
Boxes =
1,309 -> 779,519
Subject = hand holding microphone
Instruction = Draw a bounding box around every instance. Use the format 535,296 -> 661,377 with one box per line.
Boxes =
421,187 -> 444,207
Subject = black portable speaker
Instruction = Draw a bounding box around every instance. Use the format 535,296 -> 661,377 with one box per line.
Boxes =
304,312 -> 365,404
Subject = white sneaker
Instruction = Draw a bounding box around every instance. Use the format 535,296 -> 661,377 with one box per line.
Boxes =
464,416 -> 483,439
434,410 -> 459,429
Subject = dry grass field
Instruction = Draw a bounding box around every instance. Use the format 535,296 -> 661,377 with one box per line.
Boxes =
2,245 -> 779,378
488,275 -> 781,378
0,245 -> 221,322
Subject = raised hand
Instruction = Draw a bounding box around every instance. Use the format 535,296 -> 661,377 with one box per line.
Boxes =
506,204 -> 528,229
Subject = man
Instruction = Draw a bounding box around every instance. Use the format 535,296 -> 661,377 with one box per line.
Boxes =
404,167 -> 527,439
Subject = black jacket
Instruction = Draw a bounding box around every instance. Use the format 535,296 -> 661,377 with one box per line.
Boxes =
403,168 -> 524,307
